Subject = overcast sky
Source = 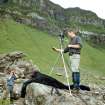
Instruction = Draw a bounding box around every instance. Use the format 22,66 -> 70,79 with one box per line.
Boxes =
50,0 -> 105,19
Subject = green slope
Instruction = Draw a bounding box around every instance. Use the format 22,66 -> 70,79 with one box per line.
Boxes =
0,19 -> 105,82
0,19 -> 60,73
81,42 -> 105,74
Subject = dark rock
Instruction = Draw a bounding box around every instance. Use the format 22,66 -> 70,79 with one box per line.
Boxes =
0,0 -> 8,4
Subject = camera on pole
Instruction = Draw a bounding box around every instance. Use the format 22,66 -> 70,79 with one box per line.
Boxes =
59,31 -> 65,39
58,28 -> 68,39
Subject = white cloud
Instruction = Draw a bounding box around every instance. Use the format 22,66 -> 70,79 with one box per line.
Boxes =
50,0 -> 105,19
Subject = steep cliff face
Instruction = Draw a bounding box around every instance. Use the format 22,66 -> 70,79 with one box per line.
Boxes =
80,31 -> 105,44
1,0 -> 105,43
9,0 -> 65,24
65,8 -> 105,28
9,0 -> 105,27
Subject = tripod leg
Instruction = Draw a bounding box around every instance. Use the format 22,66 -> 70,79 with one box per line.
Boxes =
59,37 -> 72,96
49,54 -> 61,75
60,52 -> 72,95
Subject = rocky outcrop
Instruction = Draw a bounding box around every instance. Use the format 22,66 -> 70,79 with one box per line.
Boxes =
90,34 -> 105,44
0,7 -> 60,35
65,7 -> 105,28
15,83 -> 105,105
0,51 -> 26,73
8,0 -> 105,28
0,51 -> 37,84
80,31 -> 105,44
0,51 -> 39,99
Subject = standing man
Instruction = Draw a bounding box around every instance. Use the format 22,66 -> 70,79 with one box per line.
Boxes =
53,28 -> 83,92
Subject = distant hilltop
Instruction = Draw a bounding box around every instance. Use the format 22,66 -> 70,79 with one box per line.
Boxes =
0,0 -> 105,43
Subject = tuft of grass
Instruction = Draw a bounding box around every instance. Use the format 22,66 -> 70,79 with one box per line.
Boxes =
0,99 -> 10,105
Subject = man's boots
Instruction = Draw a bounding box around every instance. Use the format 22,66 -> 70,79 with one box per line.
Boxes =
72,72 -> 80,93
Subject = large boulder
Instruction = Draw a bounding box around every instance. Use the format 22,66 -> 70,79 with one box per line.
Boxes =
15,83 -> 105,105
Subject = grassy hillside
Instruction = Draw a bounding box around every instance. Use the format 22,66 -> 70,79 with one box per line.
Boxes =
0,19 -> 59,73
0,19 -> 105,82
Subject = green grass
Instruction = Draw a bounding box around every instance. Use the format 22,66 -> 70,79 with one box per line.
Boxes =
0,19 -> 59,74
0,19 -> 105,83
0,99 -> 10,105
81,42 -> 105,75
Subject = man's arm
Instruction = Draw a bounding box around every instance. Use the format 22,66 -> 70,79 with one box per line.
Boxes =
52,47 -> 64,53
52,47 -> 70,53
68,44 -> 80,48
